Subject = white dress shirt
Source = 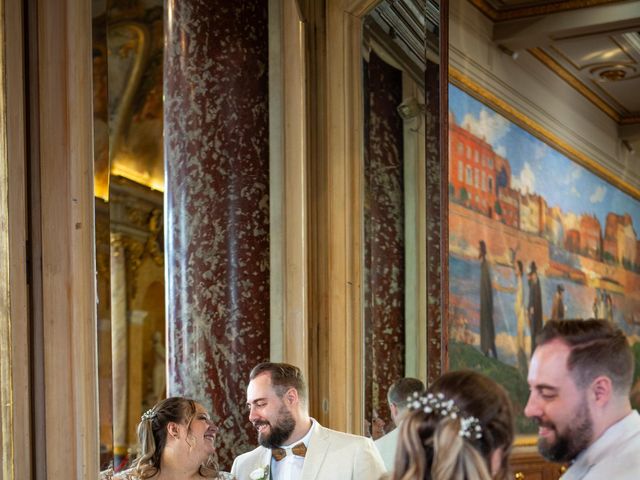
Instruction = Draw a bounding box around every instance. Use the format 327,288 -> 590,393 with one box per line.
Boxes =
270,419 -> 316,480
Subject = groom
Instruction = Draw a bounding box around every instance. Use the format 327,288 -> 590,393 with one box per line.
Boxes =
231,362 -> 386,480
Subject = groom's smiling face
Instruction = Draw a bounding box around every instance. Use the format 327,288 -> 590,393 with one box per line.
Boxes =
247,372 -> 297,448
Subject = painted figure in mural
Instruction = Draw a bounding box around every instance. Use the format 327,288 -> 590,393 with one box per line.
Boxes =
525,320 -> 640,479
550,284 -> 565,320
374,377 -> 425,471
390,371 -> 514,480
231,362 -> 386,480
527,261 -> 543,354
592,290 -> 601,319
479,240 -> 497,359
101,396 -> 233,480
514,260 -> 529,376
604,292 -> 614,322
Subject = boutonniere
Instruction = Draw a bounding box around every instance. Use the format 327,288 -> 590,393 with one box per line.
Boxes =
249,465 -> 269,480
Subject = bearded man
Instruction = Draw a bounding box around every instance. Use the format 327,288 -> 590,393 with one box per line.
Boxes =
525,319 -> 640,479
231,362 -> 386,480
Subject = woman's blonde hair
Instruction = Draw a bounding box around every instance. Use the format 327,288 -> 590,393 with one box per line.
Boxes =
392,370 -> 514,480
134,397 -> 221,478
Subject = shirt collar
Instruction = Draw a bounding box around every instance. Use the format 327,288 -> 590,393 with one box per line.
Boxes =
277,417 -> 315,449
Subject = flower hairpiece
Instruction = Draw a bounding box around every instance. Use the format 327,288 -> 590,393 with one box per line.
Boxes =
408,391 -> 482,440
141,409 -> 157,422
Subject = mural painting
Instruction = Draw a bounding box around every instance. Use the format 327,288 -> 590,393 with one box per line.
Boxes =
447,83 -> 640,435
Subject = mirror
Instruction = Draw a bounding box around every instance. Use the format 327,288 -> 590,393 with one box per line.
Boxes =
92,0 -> 166,471
91,0 -> 441,470
361,0 -> 436,439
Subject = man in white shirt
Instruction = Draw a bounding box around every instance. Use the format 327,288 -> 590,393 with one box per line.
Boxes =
374,377 -> 424,471
231,362 -> 386,480
525,319 -> 640,479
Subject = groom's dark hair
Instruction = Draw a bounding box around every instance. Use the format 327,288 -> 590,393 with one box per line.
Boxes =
250,362 -> 308,403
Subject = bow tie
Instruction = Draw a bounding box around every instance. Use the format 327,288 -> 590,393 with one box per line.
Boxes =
272,442 -> 307,461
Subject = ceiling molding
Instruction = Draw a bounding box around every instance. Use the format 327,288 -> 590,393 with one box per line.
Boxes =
486,1 -> 640,126
528,47 -> 621,121
468,0 -> 621,22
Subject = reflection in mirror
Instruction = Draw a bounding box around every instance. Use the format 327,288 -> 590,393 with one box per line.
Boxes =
362,0 -> 435,439
93,0 -> 166,472
92,0 -> 113,470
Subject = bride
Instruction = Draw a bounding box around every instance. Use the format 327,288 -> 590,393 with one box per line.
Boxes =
102,396 -> 234,479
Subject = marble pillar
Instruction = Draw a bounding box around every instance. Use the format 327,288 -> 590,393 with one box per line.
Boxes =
363,52 -> 406,433
110,233 -> 128,469
126,310 -> 148,448
426,54 -> 446,384
164,0 -> 270,468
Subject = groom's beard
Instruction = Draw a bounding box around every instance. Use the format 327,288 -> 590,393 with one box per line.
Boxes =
536,397 -> 593,463
255,405 -> 296,448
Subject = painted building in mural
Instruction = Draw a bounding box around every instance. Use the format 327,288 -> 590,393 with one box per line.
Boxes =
449,113 -> 496,217
604,213 -> 638,266
449,113 -> 639,264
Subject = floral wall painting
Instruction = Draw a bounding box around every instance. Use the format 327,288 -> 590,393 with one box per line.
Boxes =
447,82 -> 640,436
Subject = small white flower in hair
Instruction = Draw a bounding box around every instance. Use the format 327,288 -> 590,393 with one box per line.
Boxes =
409,393 -> 484,441
141,409 -> 157,422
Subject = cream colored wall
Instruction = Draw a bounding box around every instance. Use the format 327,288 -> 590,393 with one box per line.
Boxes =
450,1 -> 640,191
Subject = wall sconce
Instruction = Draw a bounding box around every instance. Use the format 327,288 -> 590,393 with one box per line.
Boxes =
397,97 -> 425,132
498,44 -> 519,60
622,139 -> 636,155
397,96 -> 424,120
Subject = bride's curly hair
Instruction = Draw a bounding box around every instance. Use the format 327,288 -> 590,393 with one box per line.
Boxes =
134,397 -> 221,479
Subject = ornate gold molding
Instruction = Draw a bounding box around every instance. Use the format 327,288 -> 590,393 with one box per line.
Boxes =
144,208 -> 164,267
467,0 -> 621,22
449,66 -> 640,200
124,237 -> 145,303
528,47 -> 621,122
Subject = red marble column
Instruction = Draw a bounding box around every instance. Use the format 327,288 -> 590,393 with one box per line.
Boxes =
426,52 -> 448,384
164,0 -> 270,469
363,52 -> 406,434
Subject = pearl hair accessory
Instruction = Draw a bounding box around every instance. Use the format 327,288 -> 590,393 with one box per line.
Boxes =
141,409 -> 157,422
408,391 -> 483,440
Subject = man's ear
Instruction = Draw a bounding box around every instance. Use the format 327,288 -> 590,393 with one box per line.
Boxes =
284,387 -> 299,406
591,375 -> 612,406
389,403 -> 398,420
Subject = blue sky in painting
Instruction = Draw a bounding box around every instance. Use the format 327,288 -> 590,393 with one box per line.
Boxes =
449,84 -> 640,233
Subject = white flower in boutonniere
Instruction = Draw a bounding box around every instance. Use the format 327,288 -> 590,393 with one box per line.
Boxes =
249,465 -> 269,480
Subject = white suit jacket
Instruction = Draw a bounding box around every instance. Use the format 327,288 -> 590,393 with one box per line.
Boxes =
561,410 -> 640,480
231,421 -> 386,480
